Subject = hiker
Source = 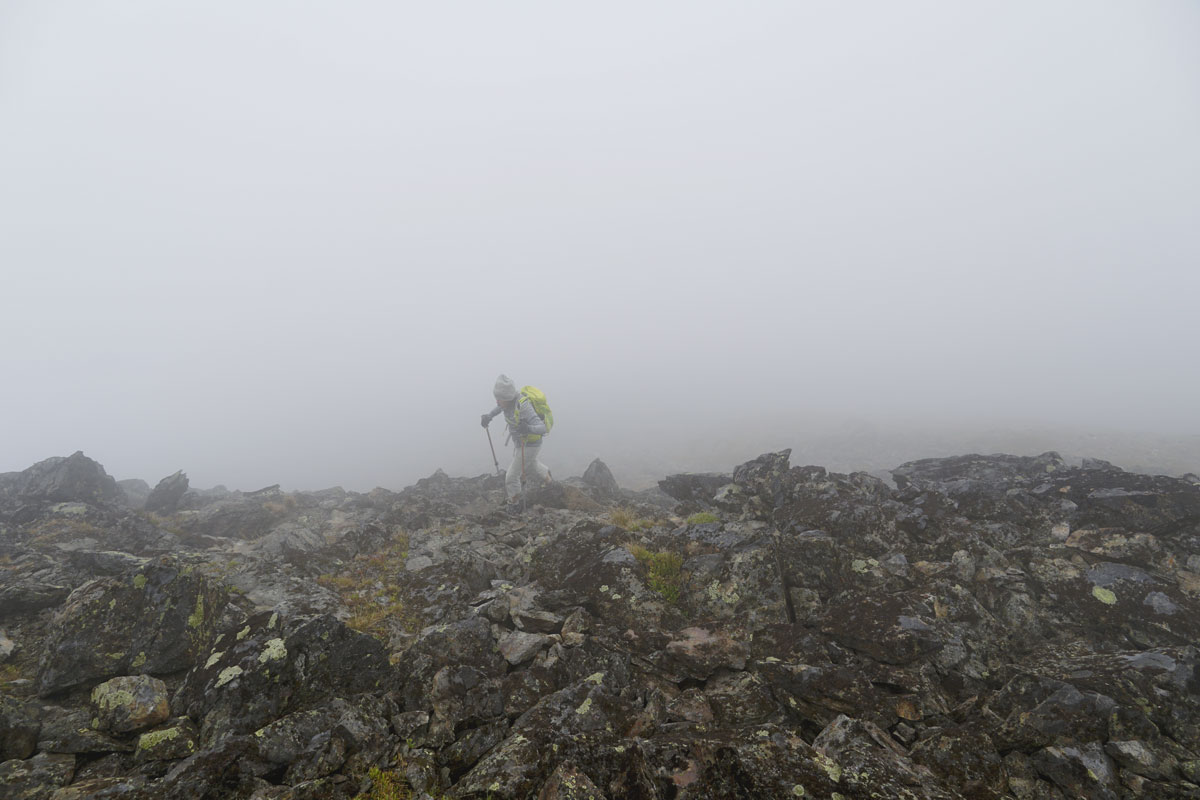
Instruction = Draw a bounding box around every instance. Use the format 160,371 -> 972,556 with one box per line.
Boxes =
481,374 -> 552,513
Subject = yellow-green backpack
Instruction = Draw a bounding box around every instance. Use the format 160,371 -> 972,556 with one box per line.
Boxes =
519,386 -> 554,434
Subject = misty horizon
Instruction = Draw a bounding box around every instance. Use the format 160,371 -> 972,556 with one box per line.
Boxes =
2,3 -> 1198,494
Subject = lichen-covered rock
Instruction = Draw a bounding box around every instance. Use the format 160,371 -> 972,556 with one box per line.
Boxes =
537,762 -> 605,799
0,752 -> 76,799
3,448 -> 1200,798
36,557 -> 228,696
136,718 -> 199,762
90,674 -> 170,734
175,611 -> 399,745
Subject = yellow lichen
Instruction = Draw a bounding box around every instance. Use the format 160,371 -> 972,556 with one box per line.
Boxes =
576,697 -> 593,715
205,651 -> 224,669
187,596 -> 205,629
258,638 -> 287,664
133,574 -> 147,589
215,665 -> 243,687
131,652 -> 147,668
1092,586 -> 1118,605
236,625 -> 251,640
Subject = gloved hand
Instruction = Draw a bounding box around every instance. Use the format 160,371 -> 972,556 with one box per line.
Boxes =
480,413 -> 492,428
514,421 -> 531,436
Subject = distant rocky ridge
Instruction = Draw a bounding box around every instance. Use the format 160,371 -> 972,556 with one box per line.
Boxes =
1,448 -> 1199,798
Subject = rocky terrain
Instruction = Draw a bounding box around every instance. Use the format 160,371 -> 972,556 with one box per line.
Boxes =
2,449 -> 1200,799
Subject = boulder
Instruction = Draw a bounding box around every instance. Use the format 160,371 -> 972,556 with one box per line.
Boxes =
581,459 -> 620,498
91,674 -> 171,733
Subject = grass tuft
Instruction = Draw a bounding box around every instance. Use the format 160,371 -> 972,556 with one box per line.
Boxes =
629,544 -> 685,605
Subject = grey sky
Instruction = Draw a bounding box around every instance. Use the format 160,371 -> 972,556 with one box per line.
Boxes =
2,2 -> 1198,491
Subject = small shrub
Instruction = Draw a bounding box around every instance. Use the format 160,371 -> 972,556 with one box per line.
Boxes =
629,545 -> 684,605
356,767 -> 413,800
686,511 -> 719,525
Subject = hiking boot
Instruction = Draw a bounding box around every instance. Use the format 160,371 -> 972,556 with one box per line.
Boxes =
504,501 -> 523,517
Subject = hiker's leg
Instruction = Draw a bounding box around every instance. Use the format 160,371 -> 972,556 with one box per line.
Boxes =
526,444 -> 551,484
505,446 -> 523,501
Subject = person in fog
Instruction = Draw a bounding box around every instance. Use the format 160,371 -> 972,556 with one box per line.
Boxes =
481,374 -> 552,513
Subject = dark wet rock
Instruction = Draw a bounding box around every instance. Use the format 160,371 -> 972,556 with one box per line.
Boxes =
176,611 -> 399,745
657,472 -> 730,505
4,448 -> 1200,798
0,582 -> 71,618
151,734 -> 273,800
1,695 -> 41,760
253,696 -> 390,782
90,674 -> 170,734
37,706 -> 133,755
144,471 -> 189,515
1031,742 -> 1119,800
36,557 -> 228,696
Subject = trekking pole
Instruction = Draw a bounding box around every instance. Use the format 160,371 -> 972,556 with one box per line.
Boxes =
486,428 -> 502,476
521,441 -> 527,514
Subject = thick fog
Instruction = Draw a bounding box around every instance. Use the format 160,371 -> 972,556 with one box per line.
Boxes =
2,2 -> 1198,491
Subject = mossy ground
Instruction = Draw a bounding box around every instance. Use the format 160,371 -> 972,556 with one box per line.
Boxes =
608,507 -> 665,532
316,530 -> 420,640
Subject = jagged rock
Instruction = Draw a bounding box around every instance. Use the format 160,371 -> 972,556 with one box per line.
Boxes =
2,448 -> 1200,797
144,471 -> 189,514
1104,739 -> 1178,781
175,612 -> 399,745
581,459 -> 619,498
0,753 -> 75,798
252,696 -> 391,782
657,472 -> 730,505
253,522 -> 326,562
498,630 -> 552,665
0,451 -> 123,507
402,616 -> 506,712
36,557 -> 228,696
1031,743 -> 1119,800
91,674 -> 170,733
